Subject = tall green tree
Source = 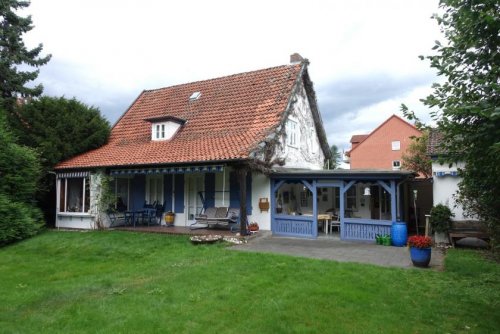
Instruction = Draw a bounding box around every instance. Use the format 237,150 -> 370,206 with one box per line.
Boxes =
423,0 -> 500,246
0,111 -> 42,245
0,0 -> 51,110
324,144 -> 341,169
401,131 -> 432,178
10,97 -> 111,225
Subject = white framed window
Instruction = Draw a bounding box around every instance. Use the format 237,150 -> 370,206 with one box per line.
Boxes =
151,121 -> 181,141
287,119 -> 299,147
58,177 -> 90,213
391,140 -> 401,151
392,160 -> 401,170
146,175 -> 163,205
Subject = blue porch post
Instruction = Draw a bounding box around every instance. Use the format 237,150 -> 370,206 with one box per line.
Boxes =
270,179 -> 284,233
341,180 -> 356,239
311,180 -> 318,238
390,180 -> 396,221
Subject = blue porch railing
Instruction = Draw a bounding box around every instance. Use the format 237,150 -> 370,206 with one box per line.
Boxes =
342,218 -> 392,241
273,215 -> 315,238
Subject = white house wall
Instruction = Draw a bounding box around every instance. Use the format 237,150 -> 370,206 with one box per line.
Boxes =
213,168 -> 271,230
277,80 -> 325,170
432,161 -> 466,221
55,174 -> 99,229
248,171 -> 271,230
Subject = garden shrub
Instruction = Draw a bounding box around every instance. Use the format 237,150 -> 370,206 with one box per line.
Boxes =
0,194 -> 43,246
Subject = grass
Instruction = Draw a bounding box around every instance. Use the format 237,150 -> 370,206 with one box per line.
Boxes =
0,231 -> 499,334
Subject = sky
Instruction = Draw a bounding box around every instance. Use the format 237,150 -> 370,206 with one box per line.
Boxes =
23,0 -> 442,155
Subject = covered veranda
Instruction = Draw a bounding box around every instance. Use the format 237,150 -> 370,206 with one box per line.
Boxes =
270,169 -> 415,241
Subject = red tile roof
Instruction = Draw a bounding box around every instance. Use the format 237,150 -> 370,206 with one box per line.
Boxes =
427,128 -> 444,156
350,134 -> 369,144
56,63 -> 305,169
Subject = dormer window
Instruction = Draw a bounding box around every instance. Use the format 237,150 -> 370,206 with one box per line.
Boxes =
146,116 -> 186,141
154,123 -> 167,140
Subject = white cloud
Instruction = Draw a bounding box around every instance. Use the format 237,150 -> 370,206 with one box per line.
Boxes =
22,0 -> 442,146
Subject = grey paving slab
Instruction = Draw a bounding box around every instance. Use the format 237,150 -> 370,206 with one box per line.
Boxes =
232,232 -> 444,270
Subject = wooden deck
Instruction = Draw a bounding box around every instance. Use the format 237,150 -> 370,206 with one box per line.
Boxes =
113,225 -> 237,237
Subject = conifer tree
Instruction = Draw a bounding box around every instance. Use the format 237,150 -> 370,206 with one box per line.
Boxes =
0,0 -> 51,110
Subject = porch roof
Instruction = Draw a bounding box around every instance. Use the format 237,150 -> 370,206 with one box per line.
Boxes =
270,167 -> 415,180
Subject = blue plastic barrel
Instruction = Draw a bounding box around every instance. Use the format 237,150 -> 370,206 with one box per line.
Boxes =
391,222 -> 408,247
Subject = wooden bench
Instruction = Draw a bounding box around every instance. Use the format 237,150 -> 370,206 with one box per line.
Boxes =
448,221 -> 490,247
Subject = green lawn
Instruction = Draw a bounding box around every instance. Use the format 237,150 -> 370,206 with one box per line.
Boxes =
0,231 -> 498,333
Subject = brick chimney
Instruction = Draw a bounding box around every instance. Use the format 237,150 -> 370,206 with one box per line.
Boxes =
290,53 -> 304,64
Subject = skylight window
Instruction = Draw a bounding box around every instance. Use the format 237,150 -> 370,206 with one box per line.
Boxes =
189,91 -> 201,101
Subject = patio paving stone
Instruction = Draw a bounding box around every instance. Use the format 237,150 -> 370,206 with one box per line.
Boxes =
230,231 -> 445,270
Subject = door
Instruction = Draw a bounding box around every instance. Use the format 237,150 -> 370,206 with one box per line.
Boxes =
185,174 -> 204,226
146,175 -> 163,206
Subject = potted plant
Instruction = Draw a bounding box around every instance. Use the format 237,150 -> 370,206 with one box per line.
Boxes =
164,211 -> 175,226
408,235 -> 432,267
248,222 -> 259,232
430,204 -> 454,244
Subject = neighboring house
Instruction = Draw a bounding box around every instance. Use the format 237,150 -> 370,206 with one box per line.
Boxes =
345,114 -> 431,233
54,54 -> 330,230
427,129 -> 470,221
346,114 -> 422,171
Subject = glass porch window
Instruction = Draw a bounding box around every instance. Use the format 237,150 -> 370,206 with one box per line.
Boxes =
114,177 -> 130,211
59,177 -> 90,213
345,186 -> 357,211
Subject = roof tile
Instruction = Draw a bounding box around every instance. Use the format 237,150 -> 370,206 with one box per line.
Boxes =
57,63 -> 303,169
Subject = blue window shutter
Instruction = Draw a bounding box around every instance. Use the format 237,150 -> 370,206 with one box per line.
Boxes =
204,173 -> 215,208
164,174 -> 173,212
130,174 -> 145,211
174,174 -> 184,213
229,171 -> 252,215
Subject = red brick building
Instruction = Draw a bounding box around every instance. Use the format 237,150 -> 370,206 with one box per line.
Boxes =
346,114 -> 422,170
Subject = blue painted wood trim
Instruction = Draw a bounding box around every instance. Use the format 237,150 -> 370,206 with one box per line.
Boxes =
272,179 -> 285,195
343,219 -> 392,241
130,174 -> 145,211
342,180 -> 356,194
164,174 -> 173,212
316,181 -> 343,187
174,174 -> 184,213
390,180 -> 397,222
273,215 -> 315,238
377,180 -> 397,222
312,180 -> 318,238
302,180 -> 313,192
340,181 -> 345,239
204,173 -> 215,209
270,180 -> 276,232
